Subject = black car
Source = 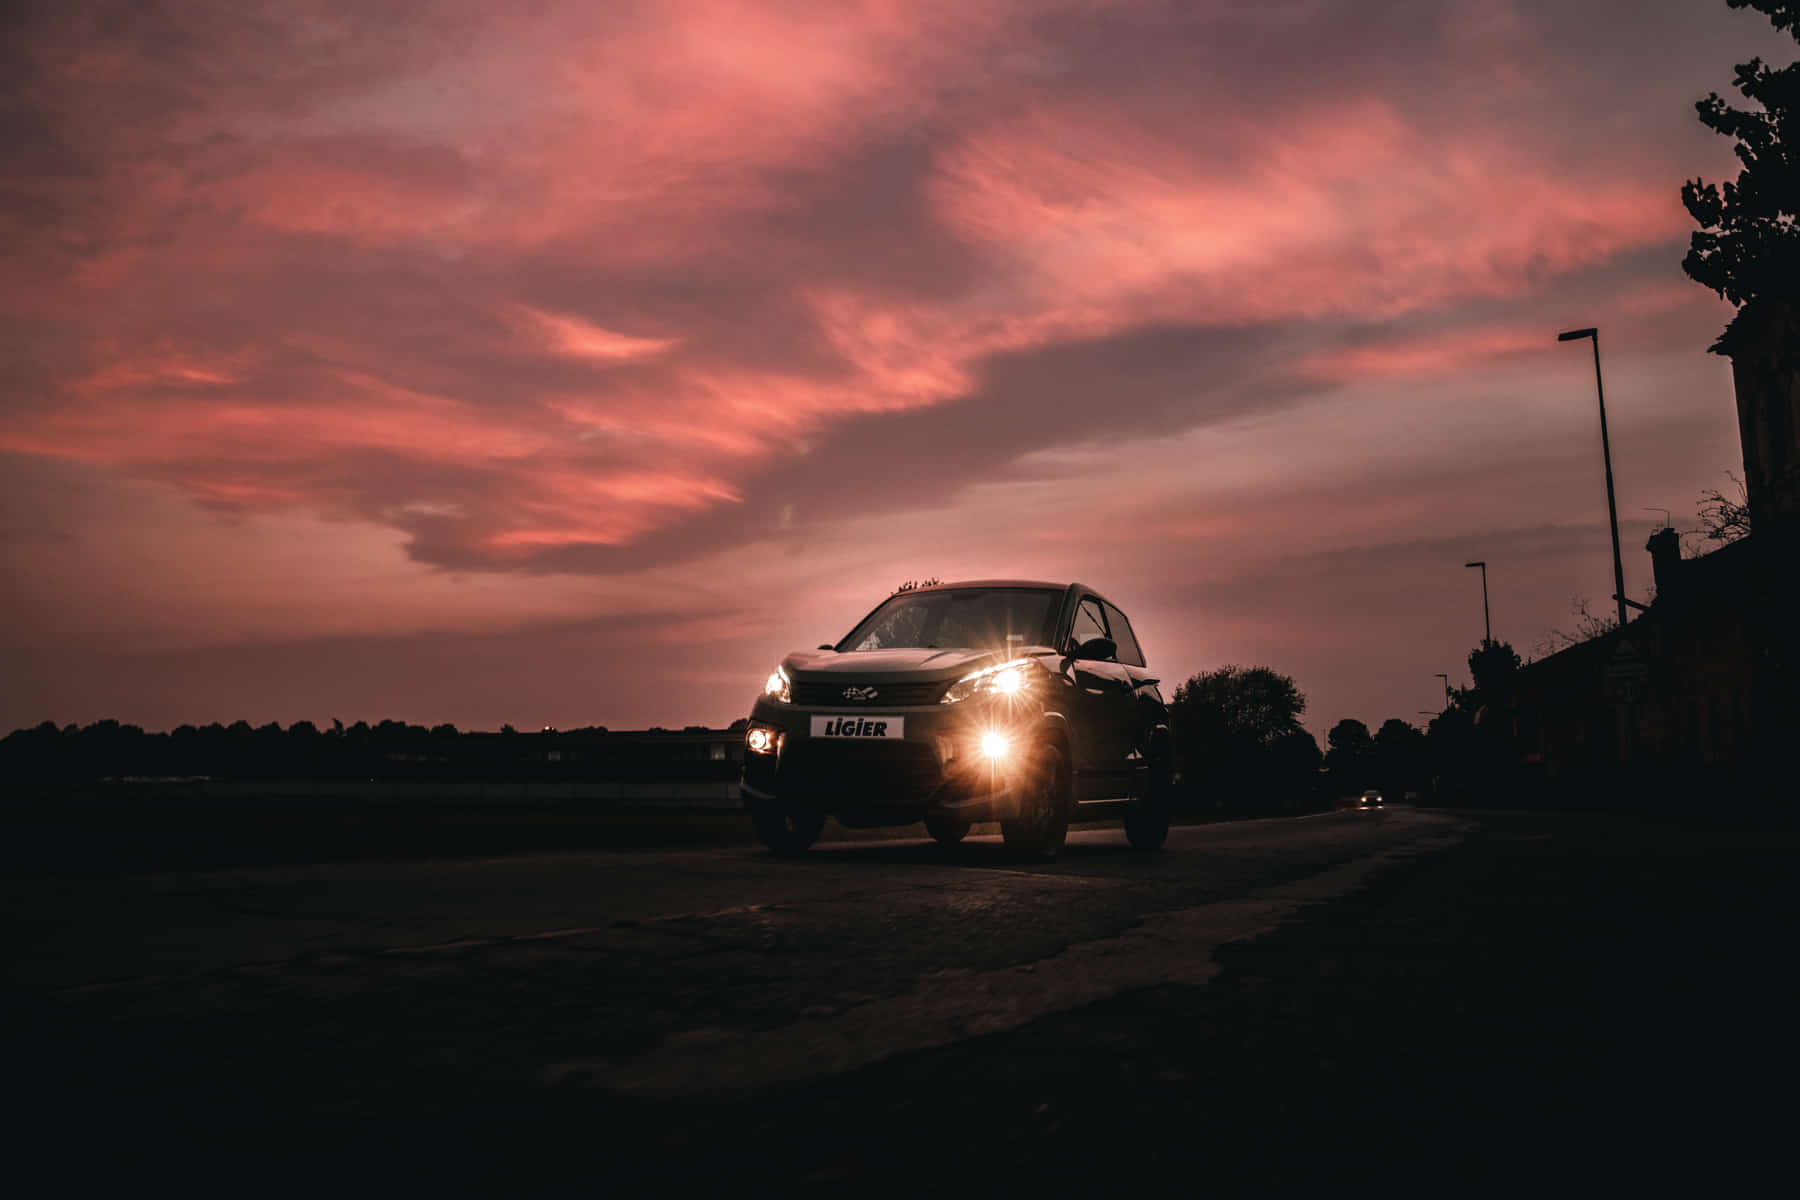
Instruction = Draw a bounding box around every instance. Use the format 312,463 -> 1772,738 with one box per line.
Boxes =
741,580 -> 1172,858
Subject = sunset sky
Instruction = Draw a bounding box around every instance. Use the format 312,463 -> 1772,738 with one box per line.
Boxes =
2,0 -> 1790,738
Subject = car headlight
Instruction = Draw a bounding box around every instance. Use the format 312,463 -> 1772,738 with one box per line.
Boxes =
763,665 -> 790,704
941,658 -> 1035,704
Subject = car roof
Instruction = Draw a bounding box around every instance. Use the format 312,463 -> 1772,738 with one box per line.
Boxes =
915,580 -> 1132,610
912,579 -> 1077,592
907,580 -> 1134,615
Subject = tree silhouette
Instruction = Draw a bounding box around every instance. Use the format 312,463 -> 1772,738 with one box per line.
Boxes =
1424,706 -> 1477,803
1373,718 -> 1430,797
1467,639 -> 1522,693
1268,728 -> 1325,811
1169,666 -> 1307,747
1167,665 -> 1310,812
1682,2 -> 1800,313
1696,471 -> 1754,544
1325,718 -> 1374,788
1537,599 -> 1620,654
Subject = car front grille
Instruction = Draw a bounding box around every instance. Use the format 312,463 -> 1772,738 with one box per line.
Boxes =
776,738 -> 944,803
790,680 -> 947,707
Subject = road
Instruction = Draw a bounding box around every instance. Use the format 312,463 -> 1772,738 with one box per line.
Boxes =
6,806 -> 1794,1192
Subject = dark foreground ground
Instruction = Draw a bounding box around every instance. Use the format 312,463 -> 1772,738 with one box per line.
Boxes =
5,805 -> 1795,1194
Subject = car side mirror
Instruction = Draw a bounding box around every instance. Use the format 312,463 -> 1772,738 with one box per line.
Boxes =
1072,635 -> 1117,662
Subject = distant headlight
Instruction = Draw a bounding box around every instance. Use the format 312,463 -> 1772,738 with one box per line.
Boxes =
764,665 -> 790,703
941,658 -> 1036,704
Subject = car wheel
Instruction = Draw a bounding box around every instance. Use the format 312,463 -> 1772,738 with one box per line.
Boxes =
751,805 -> 826,855
1001,742 -> 1070,861
925,813 -> 972,845
1125,747 -> 1172,852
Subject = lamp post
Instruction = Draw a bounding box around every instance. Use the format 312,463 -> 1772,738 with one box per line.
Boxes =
1464,561 -> 1491,644
1435,672 -> 1451,703
1557,327 -> 1629,629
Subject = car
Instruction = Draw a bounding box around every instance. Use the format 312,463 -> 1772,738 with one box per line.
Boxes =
740,580 -> 1173,858
1336,787 -> 1384,810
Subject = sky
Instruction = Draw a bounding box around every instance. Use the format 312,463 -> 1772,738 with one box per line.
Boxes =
2,0 -> 1791,739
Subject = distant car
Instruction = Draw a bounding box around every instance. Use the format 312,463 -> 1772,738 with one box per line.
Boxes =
1336,788 -> 1384,810
740,580 -> 1172,858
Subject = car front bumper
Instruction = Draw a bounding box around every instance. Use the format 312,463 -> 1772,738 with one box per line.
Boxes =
740,694 -> 1041,825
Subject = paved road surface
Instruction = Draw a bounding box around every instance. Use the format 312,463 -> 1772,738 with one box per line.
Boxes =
6,807 -> 1793,1192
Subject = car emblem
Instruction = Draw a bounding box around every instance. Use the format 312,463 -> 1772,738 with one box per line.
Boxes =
843,685 -> 879,702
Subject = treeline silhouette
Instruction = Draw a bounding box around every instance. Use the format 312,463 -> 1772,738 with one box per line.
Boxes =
8,644 -> 1510,806
1165,649 -> 1523,816
0,718 -> 750,787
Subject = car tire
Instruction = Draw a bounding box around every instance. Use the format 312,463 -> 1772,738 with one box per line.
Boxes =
751,806 -> 826,855
1001,742 -> 1070,861
1125,747 -> 1172,852
925,813 -> 972,845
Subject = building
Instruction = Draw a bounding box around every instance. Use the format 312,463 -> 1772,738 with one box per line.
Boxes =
1478,299 -> 1794,808
1484,531 -> 1760,806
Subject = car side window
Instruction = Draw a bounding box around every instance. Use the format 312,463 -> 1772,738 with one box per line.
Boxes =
1070,598 -> 1108,652
1101,603 -> 1145,667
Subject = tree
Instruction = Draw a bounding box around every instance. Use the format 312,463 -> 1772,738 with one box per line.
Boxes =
1424,706 -> 1477,803
1268,728 -> 1325,811
1536,598 -> 1620,654
1682,2 -> 1800,315
1326,718 -> 1371,751
1169,666 -> 1307,747
1167,665 -> 1309,812
1373,718 -> 1430,798
1272,729 -> 1322,774
1325,718 -> 1374,789
1467,639 -> 1522,693
1696,471 -> 1754,544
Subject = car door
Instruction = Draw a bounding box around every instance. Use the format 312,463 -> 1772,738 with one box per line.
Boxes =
1101,599 -> 1160,764
1066,595 -> 1135,797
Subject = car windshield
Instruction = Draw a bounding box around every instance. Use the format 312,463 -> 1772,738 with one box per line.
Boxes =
839,588 -> 1061,653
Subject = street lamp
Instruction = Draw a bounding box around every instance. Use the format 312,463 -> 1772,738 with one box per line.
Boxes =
1435,672 -> 1451,702
1464,561 -> 1491,644
1557,327 -> 1628,628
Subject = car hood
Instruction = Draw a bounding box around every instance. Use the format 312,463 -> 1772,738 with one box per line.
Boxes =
783,646 -> 1049,683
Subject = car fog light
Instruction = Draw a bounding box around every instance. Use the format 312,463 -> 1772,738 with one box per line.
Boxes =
980,731 -> 1009,759
746,727 -> 776,755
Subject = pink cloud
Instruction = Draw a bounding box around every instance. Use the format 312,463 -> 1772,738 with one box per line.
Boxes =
506,305 -> 680,363
930,97 -> 1686,332
213,139 -> 483,245
1301,325 -> 1552,381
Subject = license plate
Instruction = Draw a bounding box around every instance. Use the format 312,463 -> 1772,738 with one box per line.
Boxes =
810,715 -> 904,739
